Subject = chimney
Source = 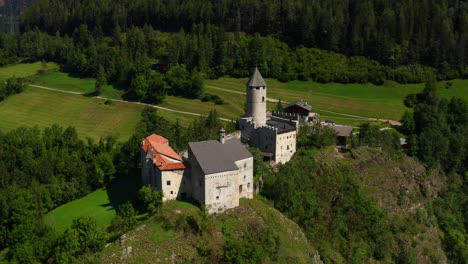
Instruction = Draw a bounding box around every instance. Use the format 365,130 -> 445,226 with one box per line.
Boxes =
219,127 -> 226,144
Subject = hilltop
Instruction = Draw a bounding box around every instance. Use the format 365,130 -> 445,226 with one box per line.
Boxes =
85,199 -> 322,263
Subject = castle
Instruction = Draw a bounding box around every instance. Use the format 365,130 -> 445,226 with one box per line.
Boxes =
141,67 -> 298,213
141,129 -> 253,214
240,67 -> 299,164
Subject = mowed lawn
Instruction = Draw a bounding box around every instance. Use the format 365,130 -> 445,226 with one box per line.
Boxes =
0,88 -> 142,141
34,71 -> 125,100
0,62 -> 59,79
44,176 -> 142,233
34,71 -> 244,120
206,78 -> 468,121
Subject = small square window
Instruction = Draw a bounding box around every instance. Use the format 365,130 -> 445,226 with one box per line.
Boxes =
216,196 -> 219,200
171,191 -> 173,194
167,180 -> 171,186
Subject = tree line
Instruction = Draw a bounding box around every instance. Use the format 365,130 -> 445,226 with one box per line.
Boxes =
19,0 -> 468,79
400,80 -> 467,262
0,25 -> 444,106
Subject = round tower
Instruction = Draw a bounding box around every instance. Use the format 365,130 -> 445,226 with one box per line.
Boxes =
246,67 -> 267,126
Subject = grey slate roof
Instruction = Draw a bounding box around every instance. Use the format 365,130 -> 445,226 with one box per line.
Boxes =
247,67 -> 267,87
266,120 -> 296,134
325,124 -> 353,137
284,100 -> 312,111
188,138 -> 252,175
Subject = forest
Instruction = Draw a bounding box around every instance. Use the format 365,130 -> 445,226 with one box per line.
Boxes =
18,0 -> 468,77
0,1 -> 467,106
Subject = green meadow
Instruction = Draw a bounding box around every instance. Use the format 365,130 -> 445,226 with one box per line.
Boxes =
34,71 -> 244,120
0,62 -> 58,80
44,176 -> 142,233
206,77 -> 468,122
0,88 -> 143,141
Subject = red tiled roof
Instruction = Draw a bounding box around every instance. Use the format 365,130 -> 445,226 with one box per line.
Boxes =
142,134 -> 169,152
142,134 -> 186,171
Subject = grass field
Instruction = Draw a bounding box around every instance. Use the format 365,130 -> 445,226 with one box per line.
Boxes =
0,62 -> 59,80
44,176 -> 142,233
206,78 -> 468,122
34,71 -> 125,100
0,88 -> 143,141
33,71 -> 245,120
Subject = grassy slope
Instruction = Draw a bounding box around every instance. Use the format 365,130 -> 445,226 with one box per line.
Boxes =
44,176 -> 142,233
35,71 -> 243,120
91,199 -> 319,263
207,78 -> 468,122
0,62 -> 59,80
34,71 -> 125,100
0,88 -> 142,141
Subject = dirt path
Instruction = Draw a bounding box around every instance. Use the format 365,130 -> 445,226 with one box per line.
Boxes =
28,84 -> 234,122
207,85 -> 402,125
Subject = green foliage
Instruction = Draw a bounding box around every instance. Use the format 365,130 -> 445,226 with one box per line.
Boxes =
353,123 -> 401,154
298,124 -> 337,149
262,150 -> 396,262
94,64 -> 106,95
224,226 -> 279,263
0,77 -> 26,101
138,185 -> 163,214
109,202 -> 137,234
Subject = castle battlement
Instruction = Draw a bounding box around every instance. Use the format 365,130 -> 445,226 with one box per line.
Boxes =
272,111 -> 300,121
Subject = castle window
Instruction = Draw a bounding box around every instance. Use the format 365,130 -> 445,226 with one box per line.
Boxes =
287,145 -> 289,150
167,180 -> 171,186
216,196 -> 219,200
262,96 -> 265,102
171,191 -> 174,194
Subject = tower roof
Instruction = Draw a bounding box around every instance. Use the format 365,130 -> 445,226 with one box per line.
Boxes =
247,67 -> 267,87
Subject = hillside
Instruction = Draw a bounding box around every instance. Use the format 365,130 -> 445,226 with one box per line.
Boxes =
314,147 -> 448,263
86,199 -> 322,263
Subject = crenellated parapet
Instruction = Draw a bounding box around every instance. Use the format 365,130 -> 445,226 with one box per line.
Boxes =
271,111 -> 300,121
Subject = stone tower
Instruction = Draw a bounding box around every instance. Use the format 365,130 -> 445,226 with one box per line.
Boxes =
246,67 -> 267,127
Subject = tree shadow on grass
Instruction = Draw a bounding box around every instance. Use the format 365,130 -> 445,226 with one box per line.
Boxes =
105,171 -> 143,212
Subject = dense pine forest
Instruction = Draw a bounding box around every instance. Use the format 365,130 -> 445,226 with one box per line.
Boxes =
19,0 -> 468,76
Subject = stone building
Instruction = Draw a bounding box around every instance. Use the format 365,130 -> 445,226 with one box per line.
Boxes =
187,128 -> 253,213
141,134 -> 187,202
141,130 -> 253,214
240,68 -> 299,164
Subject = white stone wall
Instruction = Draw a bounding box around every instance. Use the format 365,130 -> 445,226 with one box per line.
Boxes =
275,130 -> 297,164
246,86 -> 267,126
204,169 -> 240,214
275,131 -> 297,164
160,170 -> 184,202
235,157 -> 254,199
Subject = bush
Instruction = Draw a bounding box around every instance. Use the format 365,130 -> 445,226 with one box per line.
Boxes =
138,185 -> 163,214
